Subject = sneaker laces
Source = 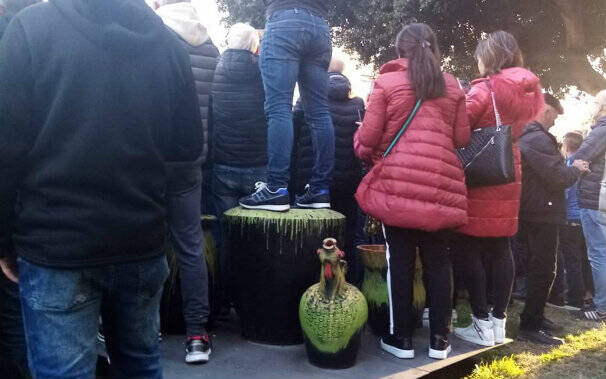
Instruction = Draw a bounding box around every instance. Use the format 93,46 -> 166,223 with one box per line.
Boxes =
253,182 -> 268,194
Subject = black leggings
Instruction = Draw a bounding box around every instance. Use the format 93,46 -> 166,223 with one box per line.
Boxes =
454,235 -> 514,319
383,226 -> 453,338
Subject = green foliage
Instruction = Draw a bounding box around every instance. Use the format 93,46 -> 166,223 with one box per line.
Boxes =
217,0 -> 606,92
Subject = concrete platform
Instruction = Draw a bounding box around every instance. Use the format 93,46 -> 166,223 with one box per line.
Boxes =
161,315 -> 510,379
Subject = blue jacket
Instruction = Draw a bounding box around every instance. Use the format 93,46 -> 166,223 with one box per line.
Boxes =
565,158 -> 581,222
574,117 -> 606,211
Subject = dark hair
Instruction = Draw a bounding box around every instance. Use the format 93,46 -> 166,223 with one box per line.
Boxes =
563,132 -> 583,153
475,30 -> 524,76
396,23 -> 445,100
544,93 -> 564,114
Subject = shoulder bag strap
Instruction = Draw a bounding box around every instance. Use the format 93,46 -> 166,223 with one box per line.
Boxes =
382,99 -> 422,158
485,80 -> 502,130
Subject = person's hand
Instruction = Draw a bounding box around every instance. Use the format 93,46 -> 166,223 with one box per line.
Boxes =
573,159 -> 591,173
0,256 -> 18,283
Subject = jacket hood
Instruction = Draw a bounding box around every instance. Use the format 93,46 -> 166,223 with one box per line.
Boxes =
474,67 -> 544,125
521,121 -> 558,143
156,2 -> 208,46
379,58 -> 409,75
328,72 -> 351,101
51,0 -> 165,56
218,49 -> 259,81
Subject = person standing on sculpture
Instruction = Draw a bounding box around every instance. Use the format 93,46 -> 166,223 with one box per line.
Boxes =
239,0 -> 335,212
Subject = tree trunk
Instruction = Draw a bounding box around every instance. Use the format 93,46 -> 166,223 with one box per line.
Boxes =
555,0 -> 606,94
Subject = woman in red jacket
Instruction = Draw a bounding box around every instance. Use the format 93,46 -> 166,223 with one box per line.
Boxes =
354,23 -> 470,360
453,31 -> 544,347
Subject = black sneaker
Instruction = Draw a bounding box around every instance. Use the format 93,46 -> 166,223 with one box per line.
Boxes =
185,333 -> 212,364
542,318 -> 564,333
295,185 -> 330,209
239,182 -> 290,212
380,335 -> 414,359
428,334 -> 452,360
578,300 -> 606,321
519,329 -> 564,346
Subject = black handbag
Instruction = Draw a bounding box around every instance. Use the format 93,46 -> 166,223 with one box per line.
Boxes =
456,81 -> 515,188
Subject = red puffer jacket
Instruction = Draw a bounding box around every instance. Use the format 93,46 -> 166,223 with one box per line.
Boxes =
354,58 -> 470,231
457,67 -> 544,237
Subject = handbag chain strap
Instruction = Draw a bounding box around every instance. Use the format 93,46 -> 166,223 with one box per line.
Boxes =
382,99 -> 423,158
486,79 -> 502,131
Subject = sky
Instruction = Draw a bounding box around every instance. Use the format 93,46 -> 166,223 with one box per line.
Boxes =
185,0 -> 597,138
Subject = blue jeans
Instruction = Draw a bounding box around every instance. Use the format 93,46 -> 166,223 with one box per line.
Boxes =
18,255 -> 168,379
0,273 -> 28,379
260,8 -> 335,190
167,165 -> 209,336
581,208 -> 606,313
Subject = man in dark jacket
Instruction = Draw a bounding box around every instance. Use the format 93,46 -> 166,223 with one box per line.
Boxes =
575,90 -> 606,321
517,94 -> 588,345
0,2 -> 39,379
239,0 -> 335,211
0,0 -> 202,377
292,58 -> 365,282
155,0 -> 219,364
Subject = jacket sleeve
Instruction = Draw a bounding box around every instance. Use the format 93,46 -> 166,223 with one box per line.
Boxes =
519,134 -> 581,190
167,51 -> 204,164
465,82 -> 490,128
454,93 -> 471,148
573,124 -> 606,163
0,19 -> 35,257
354,82 -> 386,163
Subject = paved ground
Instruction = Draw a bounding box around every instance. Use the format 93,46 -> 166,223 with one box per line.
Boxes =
161,315 -> 507,379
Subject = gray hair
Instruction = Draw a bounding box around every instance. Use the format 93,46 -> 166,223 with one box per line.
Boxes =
227,23 -> 259,52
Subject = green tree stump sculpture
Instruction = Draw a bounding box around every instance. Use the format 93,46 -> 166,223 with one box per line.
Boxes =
223,208 -> 345,345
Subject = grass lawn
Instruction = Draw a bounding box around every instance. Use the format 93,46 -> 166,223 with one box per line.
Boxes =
455,299 -> 606,379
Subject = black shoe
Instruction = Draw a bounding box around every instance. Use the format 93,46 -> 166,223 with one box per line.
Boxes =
542,318 -> 564,333
519,329 -> 564,346
429,334 -> 452,360
577,300 -> 606,321
185,333 -> 212,364
295,185 -> 330,209
239,182 -> 290,212
381,335 -> 414,359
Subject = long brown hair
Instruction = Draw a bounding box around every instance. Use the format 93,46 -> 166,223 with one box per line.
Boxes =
396,23 -> 445,100
475,30 -> 524,76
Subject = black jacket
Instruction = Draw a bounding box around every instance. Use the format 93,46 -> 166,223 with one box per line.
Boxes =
211,49 -> 267,168
574,116 -> 606,211
0,0 -> 203,267
186,39 -> 219,167
264,0 -> 328,18
292,73 -> 365,193
518,122 -> 581,224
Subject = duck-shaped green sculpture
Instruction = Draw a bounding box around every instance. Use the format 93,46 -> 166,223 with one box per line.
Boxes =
299,238 -> 368,369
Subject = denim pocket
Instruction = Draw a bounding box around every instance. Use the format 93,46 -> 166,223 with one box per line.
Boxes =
135,256 -> 169,301
18,258 -> 98,311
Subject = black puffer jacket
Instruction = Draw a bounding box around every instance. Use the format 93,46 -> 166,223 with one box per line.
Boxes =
518,121 -> 581,224
188,40 -> 219,167
292,73 -> 365,193
574,116 -> 606,211
212,49 -> 267,168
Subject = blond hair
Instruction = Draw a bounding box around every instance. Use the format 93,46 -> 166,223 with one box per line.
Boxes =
475,31 -> 524,76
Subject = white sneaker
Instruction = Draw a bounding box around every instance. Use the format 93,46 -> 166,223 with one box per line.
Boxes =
489,313 -> 506,344
454,316 -> 495,347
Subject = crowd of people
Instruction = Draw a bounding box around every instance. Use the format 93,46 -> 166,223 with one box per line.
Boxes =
0,0 -> 605,378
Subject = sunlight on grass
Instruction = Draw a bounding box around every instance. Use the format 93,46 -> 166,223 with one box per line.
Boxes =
465,326 -> 606,379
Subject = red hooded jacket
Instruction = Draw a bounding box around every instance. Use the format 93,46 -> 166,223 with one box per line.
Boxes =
457,67 -> 544,237
354,59 -> 470,231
